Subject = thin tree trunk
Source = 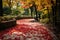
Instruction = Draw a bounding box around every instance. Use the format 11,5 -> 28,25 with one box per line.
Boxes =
51,0 -> 56,26
8,0 -> 11,8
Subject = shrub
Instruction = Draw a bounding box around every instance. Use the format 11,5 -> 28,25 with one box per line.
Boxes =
3,7 -> 12,15
0,15 -> 16,22
40,18 -> 49,24
12,9 -> 20,15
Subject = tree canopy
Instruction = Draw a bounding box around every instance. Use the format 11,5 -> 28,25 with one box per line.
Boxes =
3,0 -> 56,11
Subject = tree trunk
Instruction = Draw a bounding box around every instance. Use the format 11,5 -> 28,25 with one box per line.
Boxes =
55,0 -> 60,32
0,0 -> 3,16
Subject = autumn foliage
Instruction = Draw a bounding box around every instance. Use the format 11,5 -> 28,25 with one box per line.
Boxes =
3,0 -> 56,10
